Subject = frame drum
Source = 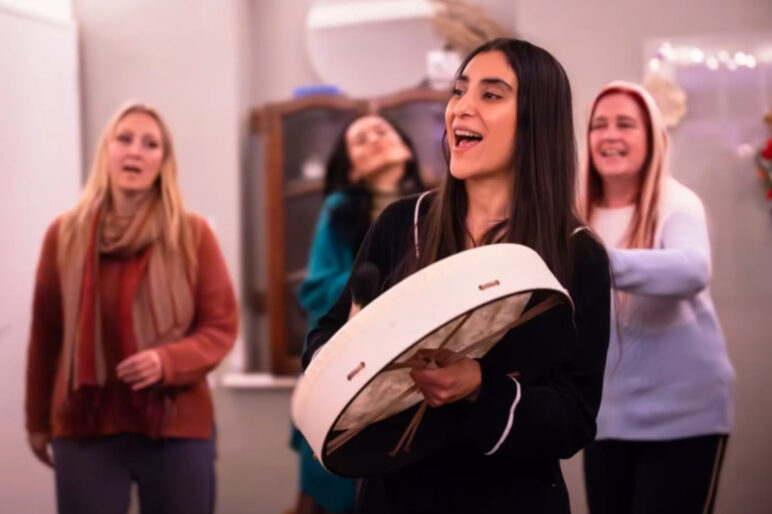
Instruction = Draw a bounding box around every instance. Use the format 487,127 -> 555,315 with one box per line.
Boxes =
292,244 -> 572,477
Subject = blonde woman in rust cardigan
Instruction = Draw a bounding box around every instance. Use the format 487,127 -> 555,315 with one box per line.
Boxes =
25,102 -> 238,514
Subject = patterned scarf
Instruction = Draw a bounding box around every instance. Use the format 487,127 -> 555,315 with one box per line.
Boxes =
57,193 -> 195,433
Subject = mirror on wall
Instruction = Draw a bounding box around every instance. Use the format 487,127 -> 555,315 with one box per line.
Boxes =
305,0 -> 511,96
305,0 -> 444,96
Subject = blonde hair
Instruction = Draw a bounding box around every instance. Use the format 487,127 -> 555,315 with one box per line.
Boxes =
60,102 -> 197,274
579,81 -> 669,249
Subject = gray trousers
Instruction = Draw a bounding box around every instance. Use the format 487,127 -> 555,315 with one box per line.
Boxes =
52,433 -> 215,514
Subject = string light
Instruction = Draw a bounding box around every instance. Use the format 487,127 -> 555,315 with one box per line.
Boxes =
659,42 -> 676,62
652,42 -> 770,71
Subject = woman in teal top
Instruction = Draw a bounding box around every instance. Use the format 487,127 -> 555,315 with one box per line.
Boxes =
292,114 -> 424,514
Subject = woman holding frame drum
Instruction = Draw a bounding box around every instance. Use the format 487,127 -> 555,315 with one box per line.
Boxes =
303,38 -> 611,514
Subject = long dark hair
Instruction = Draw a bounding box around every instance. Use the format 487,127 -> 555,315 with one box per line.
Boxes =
404,38 -> 580,286
324,115 -> 425,253
323,115 -> 424,195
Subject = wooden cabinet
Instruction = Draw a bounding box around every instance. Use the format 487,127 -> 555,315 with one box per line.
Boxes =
246,88 -> 449,375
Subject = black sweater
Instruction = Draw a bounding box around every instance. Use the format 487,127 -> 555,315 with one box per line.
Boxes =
303,195 -> 611,514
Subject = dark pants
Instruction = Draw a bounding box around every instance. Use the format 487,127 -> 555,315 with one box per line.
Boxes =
354,460 -> 571,514
52,434 -> 215,514
584,434 -> 728,514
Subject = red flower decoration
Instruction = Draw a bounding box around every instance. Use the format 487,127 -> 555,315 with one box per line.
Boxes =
762,138 -> 772,160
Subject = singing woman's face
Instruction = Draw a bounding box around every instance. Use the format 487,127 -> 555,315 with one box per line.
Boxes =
589,93 -> 648,183
445,50 -> 518,181
107,111 -> 164,194
345,115 -> 411,182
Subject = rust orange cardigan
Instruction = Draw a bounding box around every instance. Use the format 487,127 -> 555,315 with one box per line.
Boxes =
25,216 -> 238,439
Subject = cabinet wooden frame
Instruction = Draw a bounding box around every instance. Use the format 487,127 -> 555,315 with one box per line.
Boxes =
249,88 -> 449,375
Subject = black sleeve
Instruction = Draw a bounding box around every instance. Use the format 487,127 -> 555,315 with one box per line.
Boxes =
461,232 -> 611,461
302,199 -> 413,370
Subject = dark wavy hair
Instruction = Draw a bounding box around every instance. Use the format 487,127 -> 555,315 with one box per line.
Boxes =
323,115 -> 424,195
324,115 -> 425,254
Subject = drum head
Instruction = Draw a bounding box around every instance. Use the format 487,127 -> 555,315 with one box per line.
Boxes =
336,293 -> 530,431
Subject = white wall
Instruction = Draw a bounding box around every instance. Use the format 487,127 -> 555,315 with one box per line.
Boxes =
0,0 -> 72,23
0,2 -> 80,512
249,0 -> 318,104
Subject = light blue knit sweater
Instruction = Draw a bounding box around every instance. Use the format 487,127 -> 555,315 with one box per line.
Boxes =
593,178 -> 735,440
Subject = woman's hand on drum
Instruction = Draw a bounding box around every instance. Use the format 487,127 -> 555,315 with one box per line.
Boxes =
410,358 -> 482,407
116,349 -> 164,390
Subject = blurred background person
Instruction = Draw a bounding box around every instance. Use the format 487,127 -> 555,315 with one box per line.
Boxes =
579,81 -> 735,514
25,103 -> 238,514
291,114 -> 425,514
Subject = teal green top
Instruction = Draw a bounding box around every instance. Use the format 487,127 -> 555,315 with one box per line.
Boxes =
294,191 -> 357,513
298,192 -> 355,337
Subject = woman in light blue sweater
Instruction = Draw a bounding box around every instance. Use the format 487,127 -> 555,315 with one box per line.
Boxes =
579,81 -> 735,514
